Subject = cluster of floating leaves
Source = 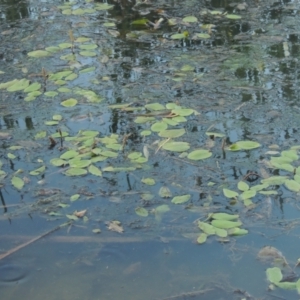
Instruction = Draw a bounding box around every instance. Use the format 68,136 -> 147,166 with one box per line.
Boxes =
197,212 -> 248,244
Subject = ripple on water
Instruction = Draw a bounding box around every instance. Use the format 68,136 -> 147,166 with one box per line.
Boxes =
0,262 -> 29,286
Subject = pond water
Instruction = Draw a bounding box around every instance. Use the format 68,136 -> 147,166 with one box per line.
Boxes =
1,0 -> 300,299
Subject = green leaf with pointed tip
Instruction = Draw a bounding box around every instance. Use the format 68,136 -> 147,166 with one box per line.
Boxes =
282,150 -> 298,161
70,194 -> 80,201
101,151 -> 118,158
0,79 -> 18,89
236,140 -> 260,150
45,121 -> 59,126
210,213 -> 239,221
171,116 -> 187,123
135,207 -> 148,217
195,33 -> 211,39
69,159 -> 91,168
226,14 -> 242,19
171,194 -> 191,204
237,181 -> 249,192
261,176 -> 287,186
198,221 -> 215,235
170,33 -> 187,40
214,228 -> 228,237
182,16 -> 198,23
7,153 -> 16,159
65,73 -> 78,81
250,183 -> 269,191
45,46 -> 60,53
24,82 -> 41,93
240,189 -> 256,200
162,141 -> 190,152
145,103 -> 166,111
151,121 -> 168,132
141,177 -> 155,185
266,267 -> 282,284
187,149 -> 212,160
158,129 -> 185,138
44,91 -> 58,97
64,168 -> 87,176
61,98 -> 78,107
197,233 -> 207,244
223,188 -> 238,198
141,130 -> 152,136
79,67 -> 96,73
50,158 -> 66,166
272,162 -> 294,172
284,179 -> 300,192
79,44 -> 98,50
211,220 -> 242,229
88,165 -> 102,176
159,186 -> 172,198
228,228 -> 248,236
29,165 -> 46,176
58,43 -> 72,49
131,18 -> 149,25
60,150 -> 79,160
11,176 -> 24,190
7,79 -> 30,92
28,50 -> 50,58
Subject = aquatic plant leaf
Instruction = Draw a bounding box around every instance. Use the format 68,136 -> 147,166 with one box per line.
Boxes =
24,82 -> 41,93
145,103 -> 166,111
259,191 -> 278,195
135,207 -> 148,217
198,221 -> 215,235
195,33 -> 211,39
171,116 -> 187,123
64,168 -> 87,176
228,228 -> 248,236
180,65 -> 194,72
95,3 -> 114,10
103,166 -> 135,172
0,79 -> 18,89
58,43 -> 72,49
45,46 -> 60,52
141,178 -> 156,185
237,181 -> 249,192
134,116 -> 155,123
101,151 -> 118,158
294,174 -> 300,184
80,51 -> 97,57
158,129 -> 185,138
60,150 -> 79,160
215,228 -> 228,238
52,115 -> 62,121
103,22 -> 116,27
159,186 -> 172,198
243,199 -> 253,207
50,158 -> 66,166
11,176 -> 24,190
70,194 -> 80,201
197,233 -> 207,244
227,144 -> 241,151
240,189 -> 256,200
107,220 -> 124,233
223,188 -> 238,198
66,214 -> 78,221
261,176 -> 287,185
187,149 -> 212,160
250,183 -> 269,191
211,220 -> 242,229
27,50 -> 50,58
141,130 -> 152,136
171,33 -> 187,40
49,71 -> 73,81
131,18 -> 148,25
44,91 -> 58,97
171,194 -> 191,204
88,165 -> 102,176
69,159 -> 91,168
271,162 -> 294,172
284,179 -> 300,192
162,118 -> 178,126
79,44 -> 98,50
172,108 -> 194,116
65,73 -> 78,81
7,79 -> 30,92
182,16 -> 198,22
162,141 -> 190,152
7,153 -> 16,159
275,282 -> 297,289
151,121 -> 168,132
75,37 -> 90,43
281,150 -> 298,161
266,267 -> 282,284
210,213 -> 239,221
29,165 -> 45,176
226,14 -> 242,19
51,131 -> 68,138
155,204 -> 170,214
79,67 -> 96,73
236,140 -> 260,150
45,121 -> 59,126
142,193 -> 155,201
61,98 -> 78,107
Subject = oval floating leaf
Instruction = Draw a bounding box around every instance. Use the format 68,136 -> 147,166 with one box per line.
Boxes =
210,213 -> 239,221
141,177 -> 156,185
198,221 -> 215,235
237,181 -> 249,192
88,165 -> 102,176
197,233 -> 207,244
223,188 -> 239,198
151,121 -> 168,132
171,194 -> 191,204
61,98 -> 78,107
266,267 -> 283,284
284,179 -> 300,192
158,129 -> 185,138
226,14 -> 242,19
28,50 -> 50,58
64,168 -> 87,176
11,176 -> 24,190
182,16 -> 198,23
187,149 -> 212,160
162,141 -> 190,152
135,207 -> 148,217
211,219 -> 242,229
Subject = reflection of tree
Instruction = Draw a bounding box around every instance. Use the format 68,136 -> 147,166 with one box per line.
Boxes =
1,0 -> 29,22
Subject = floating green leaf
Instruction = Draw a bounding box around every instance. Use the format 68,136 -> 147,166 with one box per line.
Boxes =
61,98 -> 78,107
159,186 -> 172,198
215,228 -> 228,238
158,129 -> 185,138
145,103 -> 166,111
282,150 -> 298,161
236,140 -> 260,150
131,18 -> 148,25
69,159 -> 91,168
79,44 -> 98,50
284,179 -> 300,192
64,168 -> 87,176
80,51 -> 97,57
266,267 -> 283,284
210,213 -> 239,221
95,3 -> 114,10
240,190 -> 256,200
162,141 -> 190,152
141,177 -> 156,185
171,194 -> 191,204
223,188 -> 239,198
60,150 -> 79,160
211,219 -> 242,229
28,50 -> 50,58
151,121 -> 168,132
11,176 -> 24,190
261,176 -> 287,186
70,194 -> 80,201
198,221 -> 215,235
7,79 -> 30,92
197,233 -> 207,244
135,207 -> 148,217
228,228 -> 248,236
237,181 -> 249,192
50,158 -> 66,166
182,16 -> 198,22
88,165 -> 102,176
24,82 -> 41,93
170,33 -> 187,40
195,33 -> 211,39
226,14 -> 242,19
92,229 -> 101,234
187,149 -> 212,160
29,165 -> 46,176
275,281 -> 297,289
